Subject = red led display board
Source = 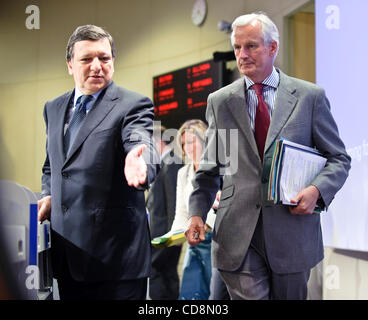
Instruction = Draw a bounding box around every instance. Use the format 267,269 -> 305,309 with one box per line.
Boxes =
153,59 -> 225,129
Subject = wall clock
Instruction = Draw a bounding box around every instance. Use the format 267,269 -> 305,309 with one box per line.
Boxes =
191,0 -> 207,26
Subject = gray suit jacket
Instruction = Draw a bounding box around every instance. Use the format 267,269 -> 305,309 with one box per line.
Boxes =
189,70 -> 351,274
41,81 -> 160,281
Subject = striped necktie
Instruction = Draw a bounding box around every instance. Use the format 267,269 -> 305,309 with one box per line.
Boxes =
253,84 -> 270,162
64,95 -> 92,156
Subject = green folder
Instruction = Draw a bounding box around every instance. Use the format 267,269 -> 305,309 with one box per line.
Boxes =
151,229 -> 186,248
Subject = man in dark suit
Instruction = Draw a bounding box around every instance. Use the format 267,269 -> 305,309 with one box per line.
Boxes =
37,25 -> 160,300
146,124 -> 183,299
185,13 -> 351,299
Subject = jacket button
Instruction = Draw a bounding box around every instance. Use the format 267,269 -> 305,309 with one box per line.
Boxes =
262,177 -> 268,183
62,172 -> 69,178
62,205 -> 67,213
256,204 -> 261,209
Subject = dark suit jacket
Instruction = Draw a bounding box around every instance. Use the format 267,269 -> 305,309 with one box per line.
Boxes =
189,70 -> 351,274
146,151 -> 182,299
147,151 -> 182,240
146,151 -> 182,265
41,81 -> 160,282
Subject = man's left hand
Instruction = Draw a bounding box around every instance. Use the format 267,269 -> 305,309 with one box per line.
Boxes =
124,144 -> 148,188
289,185 -> 320,215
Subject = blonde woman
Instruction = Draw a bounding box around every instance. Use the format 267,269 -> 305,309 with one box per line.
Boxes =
170,119 -> 216,300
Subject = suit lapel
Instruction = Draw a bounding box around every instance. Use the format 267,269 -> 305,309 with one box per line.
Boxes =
56,91 -> 74,161
226,79 -> 259,157
265,71 -> 298,153
63,81 -> 119,165
225,71 -> 299,159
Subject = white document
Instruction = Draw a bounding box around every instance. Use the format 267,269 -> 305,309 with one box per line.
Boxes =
279,145 -> 327,205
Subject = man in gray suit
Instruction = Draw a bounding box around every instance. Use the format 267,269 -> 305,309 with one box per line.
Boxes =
185,13 -> 351,299
37,25 -> 159,299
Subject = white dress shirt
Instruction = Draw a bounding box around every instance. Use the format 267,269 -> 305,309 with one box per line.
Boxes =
171,163 -> 217,231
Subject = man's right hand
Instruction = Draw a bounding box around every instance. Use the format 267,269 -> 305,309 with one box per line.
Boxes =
185,216 -> 206,246
38,195 -> 51,223
124,144 -> 148,188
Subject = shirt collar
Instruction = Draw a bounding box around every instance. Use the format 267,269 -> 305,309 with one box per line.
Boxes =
73,88 -> 102,111
244,67 -> 280,90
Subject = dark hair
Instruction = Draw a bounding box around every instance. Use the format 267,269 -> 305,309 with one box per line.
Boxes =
66,25 -> 115,61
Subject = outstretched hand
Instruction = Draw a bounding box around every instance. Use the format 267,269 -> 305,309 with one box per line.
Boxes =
124,144 -> 148,188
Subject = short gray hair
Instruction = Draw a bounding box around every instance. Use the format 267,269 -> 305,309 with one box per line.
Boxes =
231,12 -> 279,57
66,25 -> 115,61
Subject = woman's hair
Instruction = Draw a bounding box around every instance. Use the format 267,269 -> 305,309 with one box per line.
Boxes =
176,119 -> 208,156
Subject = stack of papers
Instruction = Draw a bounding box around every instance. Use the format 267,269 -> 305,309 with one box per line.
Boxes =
151,229 -> 186,248
267,138 -> 327,208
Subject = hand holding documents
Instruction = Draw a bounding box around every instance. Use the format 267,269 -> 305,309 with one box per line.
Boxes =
267,138 -> 327,212
151,229 -> 186,248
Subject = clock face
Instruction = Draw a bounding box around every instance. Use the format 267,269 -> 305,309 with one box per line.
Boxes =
192,0 -> 207,26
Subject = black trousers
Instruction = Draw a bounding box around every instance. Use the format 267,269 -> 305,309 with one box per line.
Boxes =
149,246 -> 182,300
56,258 -> 147,300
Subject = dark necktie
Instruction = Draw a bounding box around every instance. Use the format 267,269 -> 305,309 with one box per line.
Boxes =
253,84 -> 270,162
64,95 -> 92,156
